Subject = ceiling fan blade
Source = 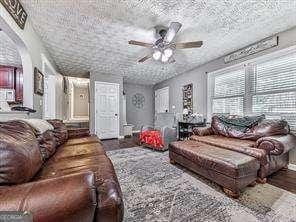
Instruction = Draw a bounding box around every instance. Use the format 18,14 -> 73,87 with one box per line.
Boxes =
175,41 -> 203,49
138,55 -> 151,63
129,40 -> 153,48
164,22 -> 182,43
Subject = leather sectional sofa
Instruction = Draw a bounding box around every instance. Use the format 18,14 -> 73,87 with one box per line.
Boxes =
0,119 -> 123,222
169,115 -> 296,198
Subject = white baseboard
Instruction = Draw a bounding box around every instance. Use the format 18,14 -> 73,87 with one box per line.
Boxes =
288,163 -> 296,171
133,130 -> 140,133
118,135 -> 124,139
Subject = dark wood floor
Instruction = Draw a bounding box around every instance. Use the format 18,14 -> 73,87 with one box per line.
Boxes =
268,168 -> 296,194
101,133 -> 139,151
102,135 -> 296,194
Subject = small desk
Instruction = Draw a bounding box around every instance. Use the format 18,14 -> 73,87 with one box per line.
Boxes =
178,121 -> 206,140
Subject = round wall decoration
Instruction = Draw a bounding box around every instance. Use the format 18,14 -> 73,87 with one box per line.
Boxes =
132,93 -> 145,109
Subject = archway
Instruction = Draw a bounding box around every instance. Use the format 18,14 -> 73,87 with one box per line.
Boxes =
0,16 -> 34,109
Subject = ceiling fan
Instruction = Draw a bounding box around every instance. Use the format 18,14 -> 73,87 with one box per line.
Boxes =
128,22 -> 203,63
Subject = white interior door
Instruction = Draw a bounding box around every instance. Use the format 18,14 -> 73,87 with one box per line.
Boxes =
155,87 -> 169,114
95,81 -> 120,139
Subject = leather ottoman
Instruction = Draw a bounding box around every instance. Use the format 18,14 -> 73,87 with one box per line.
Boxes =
169,140 -> 260,198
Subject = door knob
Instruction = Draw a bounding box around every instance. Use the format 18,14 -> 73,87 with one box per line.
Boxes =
115,114 -> 118,116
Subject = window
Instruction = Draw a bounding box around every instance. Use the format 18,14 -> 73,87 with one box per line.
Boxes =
210,68 -> 245,116
208,50 -> 296,130
251,53 -> 296,129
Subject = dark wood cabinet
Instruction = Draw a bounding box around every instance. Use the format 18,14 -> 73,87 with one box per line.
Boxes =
0,66 -> 15,89
14,68 -> 23,103
0,65 -> 23,103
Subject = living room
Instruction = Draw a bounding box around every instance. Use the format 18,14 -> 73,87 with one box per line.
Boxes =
0,0 -> 296,221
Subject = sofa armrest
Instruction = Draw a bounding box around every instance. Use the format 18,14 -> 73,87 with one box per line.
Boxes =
0,172 -> 97,222
192,127 -> 214,136
256,134 -> 296,155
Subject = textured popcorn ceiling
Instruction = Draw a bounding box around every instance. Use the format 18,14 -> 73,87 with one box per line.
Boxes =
21,0 -> 296,85
0,31 -> 22,67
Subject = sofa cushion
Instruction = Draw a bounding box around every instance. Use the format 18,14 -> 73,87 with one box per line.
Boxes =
47,119 -> 68,146
170,140 -> 260,178
0,121 -> 42,185
35,139 -> 123,222
49,143 -> 106,162
63,136 -> 101,147
21,119 -> 54,134
190,135 -> 266,161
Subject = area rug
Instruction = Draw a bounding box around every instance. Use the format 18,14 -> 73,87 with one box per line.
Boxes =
107,147 -> 296,222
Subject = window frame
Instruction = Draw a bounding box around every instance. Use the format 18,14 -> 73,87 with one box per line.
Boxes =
207,64 -> 246,120
207,45 -> 296,130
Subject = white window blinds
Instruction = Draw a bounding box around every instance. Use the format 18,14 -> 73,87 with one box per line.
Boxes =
208,50 -> 296,130
212,69 -> 245,115
251,52 -> 296,130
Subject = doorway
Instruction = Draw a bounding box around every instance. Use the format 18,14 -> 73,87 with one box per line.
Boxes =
95,81 -> 120,139
67,77 -> 90,122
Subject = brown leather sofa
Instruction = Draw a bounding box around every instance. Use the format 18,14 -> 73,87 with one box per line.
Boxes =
0,119 -> 123,222
169,115 -> 296,198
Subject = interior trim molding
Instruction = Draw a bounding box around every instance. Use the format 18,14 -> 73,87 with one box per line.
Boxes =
288,163 -> 296,171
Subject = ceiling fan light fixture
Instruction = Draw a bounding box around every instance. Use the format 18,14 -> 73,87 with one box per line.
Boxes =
153,50 -> 161,60
161,54 -> 169,63
129,21 -> 203,64
164,48 -> 173,58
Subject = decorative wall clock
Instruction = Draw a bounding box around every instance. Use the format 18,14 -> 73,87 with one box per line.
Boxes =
132,93 -> 145,109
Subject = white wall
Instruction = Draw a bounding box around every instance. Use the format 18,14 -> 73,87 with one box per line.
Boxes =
0,4 -> 59,117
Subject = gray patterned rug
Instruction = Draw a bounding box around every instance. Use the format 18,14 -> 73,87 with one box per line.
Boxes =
107,147 -> 296,222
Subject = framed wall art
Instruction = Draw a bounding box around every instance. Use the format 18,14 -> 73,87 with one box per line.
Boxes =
183,83 -> 193,118
34,68 -> 44,96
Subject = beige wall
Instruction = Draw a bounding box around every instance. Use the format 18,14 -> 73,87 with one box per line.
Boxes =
73,85 -> 89,118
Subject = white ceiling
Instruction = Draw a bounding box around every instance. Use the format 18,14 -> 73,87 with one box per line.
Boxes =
0,31 -> 22,67
21,0 -> 296,85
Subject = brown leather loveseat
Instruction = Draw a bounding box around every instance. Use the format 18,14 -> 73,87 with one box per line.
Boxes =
169,115 -> 296,198
0,119 -> 123,222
